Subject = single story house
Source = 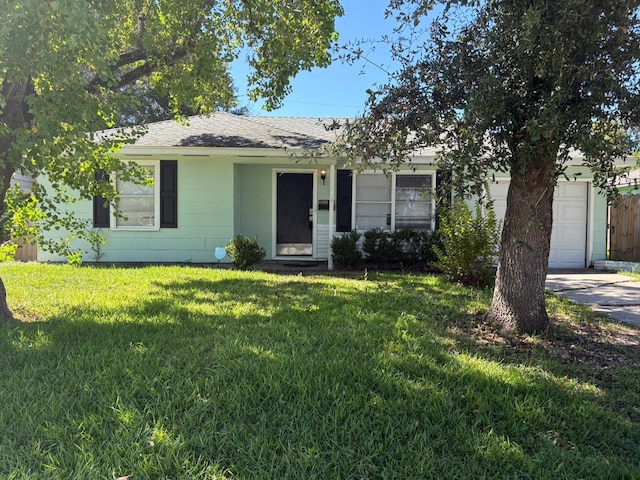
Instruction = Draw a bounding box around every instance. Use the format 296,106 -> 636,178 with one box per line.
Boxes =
37,113 -> 616,268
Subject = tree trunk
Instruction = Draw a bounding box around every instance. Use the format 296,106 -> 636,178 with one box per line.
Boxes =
487,160 -> 555,334
0,80 -> 34,323
0,276 -> 15,322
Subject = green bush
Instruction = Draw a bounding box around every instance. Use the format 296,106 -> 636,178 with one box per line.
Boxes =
225,235 -> 266,270
331,230 -> 363,269
361,228 -> 442,270
434,199 -> 500,287
363,228 -> 398,267
392,229 -> 442,269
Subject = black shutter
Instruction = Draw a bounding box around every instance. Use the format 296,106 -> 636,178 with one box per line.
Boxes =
435,169 -> 452,231
93,170 -> 110,228
336,169 -> 353,232
160,160 -> 178,228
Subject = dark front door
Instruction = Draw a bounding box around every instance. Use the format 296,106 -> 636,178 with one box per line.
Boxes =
276,173 -> 313,255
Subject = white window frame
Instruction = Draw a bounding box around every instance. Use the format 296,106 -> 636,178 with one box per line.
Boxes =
111,160 -> 161,231
352,171 -> 436,232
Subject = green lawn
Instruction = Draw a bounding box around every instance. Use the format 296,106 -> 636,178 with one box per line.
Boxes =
0,263 -> 638,479
621,270 -> 640,281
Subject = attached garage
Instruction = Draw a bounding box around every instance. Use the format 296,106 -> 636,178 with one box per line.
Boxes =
489,181 -> 589,268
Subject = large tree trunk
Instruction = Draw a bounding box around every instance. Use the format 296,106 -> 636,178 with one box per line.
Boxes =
0,277 -> 14,322
487,159 -> 555,334
0,79 -> 34,322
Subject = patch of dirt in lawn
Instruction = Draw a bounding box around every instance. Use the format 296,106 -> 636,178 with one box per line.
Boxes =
449,313 -> 640,371
9,306 -> 44,323
447,313 -> 640,418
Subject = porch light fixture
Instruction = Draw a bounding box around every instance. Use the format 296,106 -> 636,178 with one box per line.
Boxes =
320,170 -> 326,185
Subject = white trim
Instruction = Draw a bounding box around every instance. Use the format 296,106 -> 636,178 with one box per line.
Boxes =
313,170 -> 319,258
390,173 -> 397,231
271,172 -> 277,259
587,181 -> 594,267
328,164 -> 336,270
110,160 -> 161,231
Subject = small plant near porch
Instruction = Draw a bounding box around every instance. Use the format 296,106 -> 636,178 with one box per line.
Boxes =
226,235 -> 266,270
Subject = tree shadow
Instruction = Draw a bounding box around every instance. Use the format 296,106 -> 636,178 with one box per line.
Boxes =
179,132 -> 329,149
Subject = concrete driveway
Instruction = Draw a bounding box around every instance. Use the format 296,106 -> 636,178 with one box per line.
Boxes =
546,270 -> 640,327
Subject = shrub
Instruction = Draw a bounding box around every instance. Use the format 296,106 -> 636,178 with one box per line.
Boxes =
434,199 -> 500,287
331,230 -> 363,269
363,228 -> 399,267
225,235 -> 266,270
392,229 -> 442,269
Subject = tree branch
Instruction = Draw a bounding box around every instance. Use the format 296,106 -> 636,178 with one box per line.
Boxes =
86,48 -> 190,94
113,49 -> 148,71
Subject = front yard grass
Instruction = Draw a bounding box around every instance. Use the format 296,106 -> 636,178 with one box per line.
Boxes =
0,263 -> 638,479
621,269 -> 640,281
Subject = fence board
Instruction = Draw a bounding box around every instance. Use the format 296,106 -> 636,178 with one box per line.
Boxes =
14,240 -> 37,262
609,196 -> 640,261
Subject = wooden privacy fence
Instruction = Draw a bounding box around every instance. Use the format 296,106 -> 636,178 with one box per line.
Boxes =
14,240 -> 37,262
609,195 -> 640,261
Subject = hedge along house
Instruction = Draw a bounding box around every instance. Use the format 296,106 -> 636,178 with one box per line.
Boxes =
38,113 -> 614,268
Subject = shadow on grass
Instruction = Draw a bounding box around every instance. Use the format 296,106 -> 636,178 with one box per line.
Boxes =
0,270 -> 638,479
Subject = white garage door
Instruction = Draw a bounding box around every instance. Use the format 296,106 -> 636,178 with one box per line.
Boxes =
489,181 -> 588,268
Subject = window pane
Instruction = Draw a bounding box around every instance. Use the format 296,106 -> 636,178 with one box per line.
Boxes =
396,203 -> 432,229
396,175 -> 432,189
116,197 -> 155,227
355,203 -> 390,230
395,175 -> 432,230
356,174 -> 391,201
115,165 -> 157,228
117,167 -> 155,196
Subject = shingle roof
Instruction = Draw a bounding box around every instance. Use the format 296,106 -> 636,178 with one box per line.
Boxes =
125,112 -> 347,149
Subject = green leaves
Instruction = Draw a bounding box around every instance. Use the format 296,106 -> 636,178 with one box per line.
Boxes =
434,198 -> 500,288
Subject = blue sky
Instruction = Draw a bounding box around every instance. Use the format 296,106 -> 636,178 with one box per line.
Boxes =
232,0 -> 401,118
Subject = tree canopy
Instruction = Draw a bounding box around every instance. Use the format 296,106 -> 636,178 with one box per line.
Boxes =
340,0 -> 640,333
0,0 -> 343,320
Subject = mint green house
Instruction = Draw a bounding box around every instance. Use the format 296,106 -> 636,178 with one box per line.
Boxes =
38,113 -> 617,268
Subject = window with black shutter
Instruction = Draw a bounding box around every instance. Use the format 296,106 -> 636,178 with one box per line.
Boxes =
160,160 -> 178,228
93,170 -> 110,228
435,169 -> 451,231
92,161 -> 178,229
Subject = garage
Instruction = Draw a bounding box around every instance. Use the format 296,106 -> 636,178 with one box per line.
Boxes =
489,181 -> 589,268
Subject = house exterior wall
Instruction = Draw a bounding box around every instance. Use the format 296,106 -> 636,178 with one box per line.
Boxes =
38,156 -> 235,263
591,189 -> 608,264
38,155 -> 334,264
34,147 -> 611,266
234,163 -> 274,255
618,185 -> 640,195
13,171 -> 33,192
